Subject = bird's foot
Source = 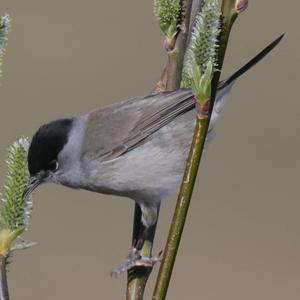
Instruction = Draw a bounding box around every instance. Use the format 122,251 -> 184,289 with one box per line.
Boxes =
111,248 -> 162,277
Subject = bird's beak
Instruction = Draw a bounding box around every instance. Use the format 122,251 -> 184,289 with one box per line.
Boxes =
23,176 -> 42,199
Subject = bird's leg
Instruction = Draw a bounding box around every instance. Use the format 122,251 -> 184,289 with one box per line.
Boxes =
132,224 -> 162,267
111,203 -> 161,276
131,203 -> 143,250
111,226 -> 161,277
133,203 -> 161,265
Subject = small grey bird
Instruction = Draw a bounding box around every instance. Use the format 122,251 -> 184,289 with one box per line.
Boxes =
24,35 -> 282,273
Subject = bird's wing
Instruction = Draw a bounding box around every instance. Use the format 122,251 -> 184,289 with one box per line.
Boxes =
82,34 -> 283,162
82,89 -> 195,161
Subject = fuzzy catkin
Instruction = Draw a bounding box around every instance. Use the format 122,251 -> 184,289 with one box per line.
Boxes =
154,0 -> 181,37
181,0 -> 220,87
0,138 -> 31,231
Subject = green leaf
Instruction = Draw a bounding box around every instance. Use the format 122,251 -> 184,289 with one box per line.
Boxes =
191,58 -> 201,86
198,60 -> 213,102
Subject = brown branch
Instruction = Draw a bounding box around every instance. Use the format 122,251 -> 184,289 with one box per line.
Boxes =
154,0 -> 195,92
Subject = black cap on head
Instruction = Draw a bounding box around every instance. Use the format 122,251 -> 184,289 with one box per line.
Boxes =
28,118 -> 73,176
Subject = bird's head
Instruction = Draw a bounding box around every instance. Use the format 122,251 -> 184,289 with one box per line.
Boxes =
24,118 -> 73,198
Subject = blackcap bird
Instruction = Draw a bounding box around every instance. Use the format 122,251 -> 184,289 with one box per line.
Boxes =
24,35 -> 283,273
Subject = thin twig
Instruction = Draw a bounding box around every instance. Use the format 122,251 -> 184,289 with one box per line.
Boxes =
152,1 -> 245,299
0,257 -> 9,300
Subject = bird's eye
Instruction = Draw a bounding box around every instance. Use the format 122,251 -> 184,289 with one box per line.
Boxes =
48,160 -> 59,171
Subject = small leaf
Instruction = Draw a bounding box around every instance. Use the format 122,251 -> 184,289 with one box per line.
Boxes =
198,60 -> 213,102
191,58 -> 201,87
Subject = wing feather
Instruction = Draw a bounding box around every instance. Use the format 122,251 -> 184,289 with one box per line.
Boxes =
83,89 -> 194,161
83,34 -> 283,162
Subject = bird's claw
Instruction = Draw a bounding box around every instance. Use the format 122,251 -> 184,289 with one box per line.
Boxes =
111,249 -> 162,278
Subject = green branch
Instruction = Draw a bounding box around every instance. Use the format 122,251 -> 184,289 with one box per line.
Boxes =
152,114 -> 209,300
152,1 -> 248,299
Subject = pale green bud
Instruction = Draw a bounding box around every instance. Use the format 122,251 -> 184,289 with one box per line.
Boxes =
154,0 -> 181,38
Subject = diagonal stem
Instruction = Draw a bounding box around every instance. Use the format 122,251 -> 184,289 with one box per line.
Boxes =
152,113 -> 209,300
152,1 -> 244,299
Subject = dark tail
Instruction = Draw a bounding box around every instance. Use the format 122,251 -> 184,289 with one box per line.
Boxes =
219,34 -> 284,89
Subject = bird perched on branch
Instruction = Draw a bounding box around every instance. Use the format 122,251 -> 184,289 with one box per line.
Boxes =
24,35 -> 282,274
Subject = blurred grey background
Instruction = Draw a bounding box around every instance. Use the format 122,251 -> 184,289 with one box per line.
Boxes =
0,1 -> 299,299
